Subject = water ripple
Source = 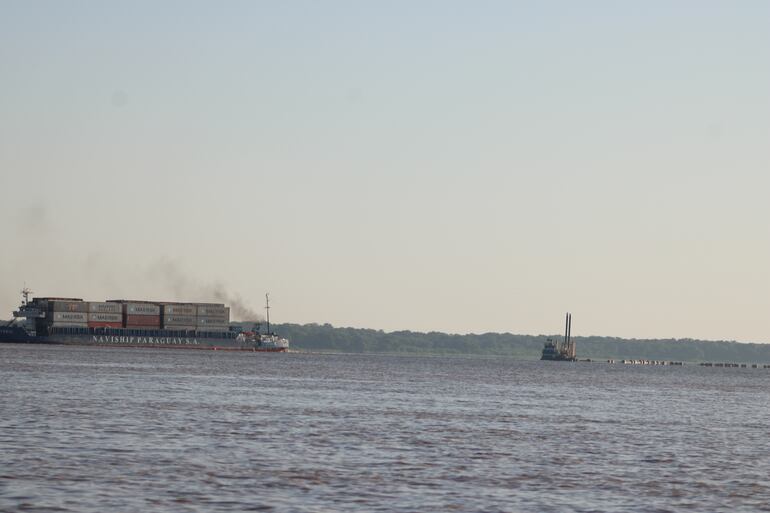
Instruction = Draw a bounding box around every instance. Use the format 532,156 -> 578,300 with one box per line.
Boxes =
2,345 -> 770,512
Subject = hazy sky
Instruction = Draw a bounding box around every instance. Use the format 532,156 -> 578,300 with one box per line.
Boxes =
1,1 -> 768,342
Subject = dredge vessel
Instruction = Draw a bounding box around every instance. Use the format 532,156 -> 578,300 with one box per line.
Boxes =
0,288 -> 289,352
541,313 -> 576,361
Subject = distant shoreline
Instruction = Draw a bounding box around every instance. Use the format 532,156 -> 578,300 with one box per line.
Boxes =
6,319 -> 769,363
269,322 -> 770,364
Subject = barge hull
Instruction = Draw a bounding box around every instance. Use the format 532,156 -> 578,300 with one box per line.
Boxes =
0,327 -> 286,352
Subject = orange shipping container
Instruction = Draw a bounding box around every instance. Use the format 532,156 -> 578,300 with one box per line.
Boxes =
125,314 -> 160,326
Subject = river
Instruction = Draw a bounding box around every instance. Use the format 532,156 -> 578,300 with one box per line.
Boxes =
1,344 -> 769,512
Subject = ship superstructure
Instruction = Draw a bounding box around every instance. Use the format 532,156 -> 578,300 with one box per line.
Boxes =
1,289 -> 289,352
541,313 -> 576,361
231,295 -> 290,351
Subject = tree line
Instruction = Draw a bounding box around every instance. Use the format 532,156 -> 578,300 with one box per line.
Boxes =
269,322 -> 770,363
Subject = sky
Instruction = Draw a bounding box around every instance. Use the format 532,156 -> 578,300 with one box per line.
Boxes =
1,1 -> 768,342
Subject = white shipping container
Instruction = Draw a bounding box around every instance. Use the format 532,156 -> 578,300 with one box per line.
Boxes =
88,302 -> 122,314
163,315 -> 197,326
50,322 -> 88,328
87,313 -> 122,322
196,317 -> 228,326
125,303 -> 160,315
163,325 -> 196,331
50,312 -> 88,323
162,304 -> 197,316
197,306 -> 230,317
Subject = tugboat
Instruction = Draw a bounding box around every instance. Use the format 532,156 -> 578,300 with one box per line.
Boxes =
235,293 -> 289,352
541,313 -> 576,361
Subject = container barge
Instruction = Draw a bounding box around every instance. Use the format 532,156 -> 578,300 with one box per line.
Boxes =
0,288 -> 289,352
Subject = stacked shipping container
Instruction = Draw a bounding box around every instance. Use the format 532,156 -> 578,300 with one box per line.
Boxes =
37,298 -> 233,333
161,303 -> 197,330
87,302 -> 122,328
197,305 -> 228,316
159,303 -> 231,331
47,300 -> 88,328
196,305 -> 230,332
116,302 -> 161,329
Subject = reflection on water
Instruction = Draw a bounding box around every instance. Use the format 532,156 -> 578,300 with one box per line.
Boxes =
1,344 -> 769,512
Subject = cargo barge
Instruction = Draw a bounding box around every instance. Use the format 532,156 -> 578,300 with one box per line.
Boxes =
0,288 -> 289,352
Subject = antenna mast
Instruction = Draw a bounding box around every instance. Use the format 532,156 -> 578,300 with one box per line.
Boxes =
563,312 -> 569,353
21,285 -> 32,306
265,293 -> 271,334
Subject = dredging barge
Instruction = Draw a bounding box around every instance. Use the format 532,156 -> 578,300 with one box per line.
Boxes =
541,313 -> 576,361
0,288 -> 289,352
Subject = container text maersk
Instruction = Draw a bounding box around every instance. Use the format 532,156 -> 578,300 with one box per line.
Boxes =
93,335 -> 200,345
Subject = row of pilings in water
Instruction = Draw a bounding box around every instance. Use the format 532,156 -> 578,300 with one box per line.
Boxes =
612,359 -> 684,365
575,359 -> 685,365
579,359 -> 770,368
699,362 -> 770,368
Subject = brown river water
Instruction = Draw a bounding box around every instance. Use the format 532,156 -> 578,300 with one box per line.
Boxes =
1,344 -> 769,512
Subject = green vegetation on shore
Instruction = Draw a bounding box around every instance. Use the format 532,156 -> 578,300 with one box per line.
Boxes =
5,318 -> 766,362
272,323 -> 770,363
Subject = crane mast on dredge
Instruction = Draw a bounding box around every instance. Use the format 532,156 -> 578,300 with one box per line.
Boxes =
541,313 -> 576,361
